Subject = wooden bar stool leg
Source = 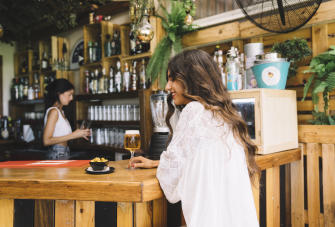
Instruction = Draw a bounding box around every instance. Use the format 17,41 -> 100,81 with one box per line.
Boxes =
135,201 -> 152,227
291,145 -> 304,227
266,166 -> 280,227
34,200 -> 54,227
285,164 -> 292,226
55,200 -> 75,227
153,197 -> 167,227
75,201 -> 94,227
0,199 -> 14,227
322,144 -> 335,227
117,202 -> 133,227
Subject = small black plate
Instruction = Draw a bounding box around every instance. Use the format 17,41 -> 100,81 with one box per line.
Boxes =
85,166 -> 115,174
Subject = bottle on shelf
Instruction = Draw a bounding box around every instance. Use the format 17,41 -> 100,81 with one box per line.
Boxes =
217,50 -> 226,86
115,31 -> 121,55
108,66 -> 115,93
104,34 -> 112,57
18,78 -> 24,100
1,117 -> 9,140
115,61 -> 122,93
131,61 -> 138,91
129,24 -> 137,56
28,85 -> 34,100
213,45 -> 220,64
33,73 -> 41,99
96,41 -> 102,62
103,68 -> 108,94
139,59 -> 146,89
33,51 -> 40,70
92,69 -> 98,94
41,51 -> 49,70
84,70 -> 90,94
98,68 -> 105,94
89,71 -> 94,94
23,77 -> 29,100
226,47 -> 239,91
123,62 -> 130,92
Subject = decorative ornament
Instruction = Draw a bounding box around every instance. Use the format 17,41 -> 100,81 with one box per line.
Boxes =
136,9 -> 154,43
184,12 -> 193,26
0,24 -> 3,38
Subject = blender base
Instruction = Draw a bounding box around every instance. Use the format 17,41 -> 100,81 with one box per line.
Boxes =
148,132 -> 169,160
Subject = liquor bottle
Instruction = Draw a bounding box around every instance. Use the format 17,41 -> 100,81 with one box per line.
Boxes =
23,77 -> 29,100
129,24 -> 137,55
115,31 -> 121,55
139,59 -> 146,89
88,41 -> 94,63
33,73 -> 41,99
98,68 -> 105,94
41,51 -> 49,70
84,70 -> 90,94
33,51 -> 40,70
213,45 -> 220,64
1,117 -> 9,139
92,69 -> 98,94
28,86 -> 34,100
226,47 -> 239,91
123,62 -> 130,92
14,78 -> 19,100
96,41 -> 102,61
43,73 -> 48,96
108,66 -> 115,93
89,71 -> 94,94
103,68 -> 109,94
131,61 -> 138,91
115,61 -> 122,93
18,78 -> 24,100
104,34 -> 112,57
111,32 -> 117,56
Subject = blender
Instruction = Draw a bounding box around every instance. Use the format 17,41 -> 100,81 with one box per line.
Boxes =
149,91 -> 169,160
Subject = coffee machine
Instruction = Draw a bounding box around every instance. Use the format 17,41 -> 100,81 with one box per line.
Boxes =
149,91 -> 169,160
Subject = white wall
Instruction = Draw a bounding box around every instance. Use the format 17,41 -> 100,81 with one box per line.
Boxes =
0,42 -> 15,116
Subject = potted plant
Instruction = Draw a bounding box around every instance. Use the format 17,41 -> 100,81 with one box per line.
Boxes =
271,38 -> 312,78
302,45 -> 335,125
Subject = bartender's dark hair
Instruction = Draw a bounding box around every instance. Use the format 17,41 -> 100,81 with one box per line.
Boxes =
165,49 -> 260,184
44,79 -> 74,111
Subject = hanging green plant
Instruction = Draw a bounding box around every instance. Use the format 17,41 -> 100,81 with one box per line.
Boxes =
146,0 -> 197,88
302,45 -> 335,125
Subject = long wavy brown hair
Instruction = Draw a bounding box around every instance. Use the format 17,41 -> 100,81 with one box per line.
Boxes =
165,49 -> 260,183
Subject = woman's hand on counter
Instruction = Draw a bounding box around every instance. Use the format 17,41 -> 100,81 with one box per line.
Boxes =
72,129 -> 91,140
128,156 -> 159,169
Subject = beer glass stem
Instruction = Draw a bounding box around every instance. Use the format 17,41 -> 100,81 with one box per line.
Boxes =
130,150 -> 135,159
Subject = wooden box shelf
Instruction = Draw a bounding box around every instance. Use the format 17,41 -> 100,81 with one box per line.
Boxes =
77,120 -> 140,127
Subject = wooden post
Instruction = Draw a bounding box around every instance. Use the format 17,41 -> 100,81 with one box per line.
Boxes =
135,202 -> 153,227
291,144 -> 305,227
117,202 -> 133,227
251,174 -> 260,221
34,200 -> 55,227
75,201 -> 94,227
312,24 -> 328,57
55,200 -> 75,227
306,143 -> 321,227
0,199 -> 14,227
322,144 -> 335,227
266,166 -> 280,227
153,198 -> 167,227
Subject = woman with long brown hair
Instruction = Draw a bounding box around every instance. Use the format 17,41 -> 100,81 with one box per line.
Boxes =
129,49 -> 260,226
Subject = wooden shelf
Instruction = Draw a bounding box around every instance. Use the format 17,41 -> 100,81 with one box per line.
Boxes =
122,52 -> 152,61
103,55 -> 122,61
75,92 -> 139,101
10,99 -> 44,105
81,61 -> 102,68
77,120 -> 140,127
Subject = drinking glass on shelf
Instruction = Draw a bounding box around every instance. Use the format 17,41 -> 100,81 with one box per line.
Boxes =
124,130 -> 141,168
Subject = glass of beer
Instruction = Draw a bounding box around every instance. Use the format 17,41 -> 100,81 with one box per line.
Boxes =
124,130 -> 141,168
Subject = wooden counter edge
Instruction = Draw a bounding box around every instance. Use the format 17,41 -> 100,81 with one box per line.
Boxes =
255,148 -> 301,170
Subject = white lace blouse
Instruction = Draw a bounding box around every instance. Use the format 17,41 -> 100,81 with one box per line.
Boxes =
157,101 -> 259,227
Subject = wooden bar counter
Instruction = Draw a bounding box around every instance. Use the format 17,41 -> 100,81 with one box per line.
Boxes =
0,160 -> 166,227
0,148 -> 302,227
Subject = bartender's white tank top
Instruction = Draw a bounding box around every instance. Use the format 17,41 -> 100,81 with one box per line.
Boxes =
44,107 -> 72,137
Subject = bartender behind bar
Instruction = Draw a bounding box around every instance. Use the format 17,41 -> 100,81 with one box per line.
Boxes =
43,79 -> 90,160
